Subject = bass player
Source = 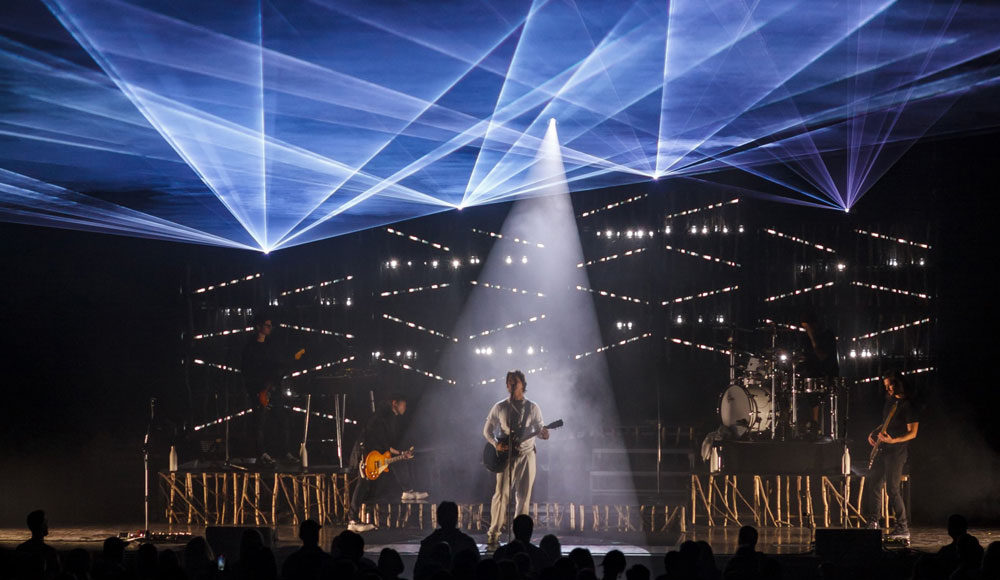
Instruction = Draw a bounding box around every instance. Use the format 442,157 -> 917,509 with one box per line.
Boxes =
862,372 -> 919,541
482,370 -> 549,548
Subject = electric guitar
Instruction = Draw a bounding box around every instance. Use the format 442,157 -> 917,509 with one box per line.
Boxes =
360,447 -> 414,481
257,348 -> 306,407
483,420 -> 563,473
867,401 -> 899,470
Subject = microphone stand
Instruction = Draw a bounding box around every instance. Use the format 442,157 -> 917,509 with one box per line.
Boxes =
143,397 -> 155,535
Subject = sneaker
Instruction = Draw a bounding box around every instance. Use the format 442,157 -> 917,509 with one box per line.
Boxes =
348,521 -> 375,533
402,490 -> 429,501
259,453 -> 276,466
863,520 -> 879,530
486,532 -> 500,548
887,525 -> 910,540
284,452 -> 301,464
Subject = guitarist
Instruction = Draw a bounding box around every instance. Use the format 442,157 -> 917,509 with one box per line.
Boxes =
862,373 -> 919,540
482,370 -> 549,548
241,315 -> 302,465
348,393 -> 427,533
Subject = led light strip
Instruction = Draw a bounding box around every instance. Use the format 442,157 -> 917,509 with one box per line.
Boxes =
471,280 -> 545,297
280,275 -> 354,297
193,408 -> 254,431
761,319 -> 806,332
851,281 -> 931,300
286,356 -> 355,378
577,247 -> 647,268
193,326 -> 253,340
382,314 -> 457,342
477,366 -> 546,386
664,245 -> 741,267
286,406 -> 357,425
667,337 -> 732,356
194,273 -> 261,294
279,323 -> 355,339
855,229 -> 931,250
663,285 -> 739,305
852,318 -> 932,342
579,194 -> 648,218
470,314 -> 548,339
576,285 -> 649,305
664,198 -> 739,220
380,282 -> 451,297
375,355 -> 456,384
764,228 -> 836,253
192,359 -> 240,373
386,227 -> 451,251
573,333 -> 652,360
764,281 -> 836,302
855,367 -> 935,384
471,228 -> 545,248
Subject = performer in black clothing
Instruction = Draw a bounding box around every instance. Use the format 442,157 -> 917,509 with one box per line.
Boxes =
241,315 -> 303,465
799,309 -> 839,378
862,373 -> 919,539
348,393 -> 427,532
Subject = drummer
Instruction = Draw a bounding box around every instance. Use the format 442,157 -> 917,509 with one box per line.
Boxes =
799,308 -> 839,378
797,309 -> 840,437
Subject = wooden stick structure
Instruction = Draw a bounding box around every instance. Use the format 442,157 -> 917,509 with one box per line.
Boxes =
689,473 -> 873,528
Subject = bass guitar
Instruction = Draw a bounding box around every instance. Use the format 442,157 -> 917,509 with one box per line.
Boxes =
360,447 -> 414,481
483,420 -> 563,473
867,401 -> 899,470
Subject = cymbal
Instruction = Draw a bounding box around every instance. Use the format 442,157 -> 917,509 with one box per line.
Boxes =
710,322 -> 757,334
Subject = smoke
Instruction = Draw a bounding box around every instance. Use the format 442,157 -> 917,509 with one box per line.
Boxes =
407,121 -> 636,505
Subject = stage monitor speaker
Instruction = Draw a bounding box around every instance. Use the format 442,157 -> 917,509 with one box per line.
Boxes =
814,529 -> 882,564
206,526 -> 276,561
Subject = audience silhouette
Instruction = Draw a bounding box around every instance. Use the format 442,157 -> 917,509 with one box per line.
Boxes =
6,507 -> 998,580
15,510 -> 61,580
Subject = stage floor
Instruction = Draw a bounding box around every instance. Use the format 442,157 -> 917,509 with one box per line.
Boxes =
2,524 -> 997,557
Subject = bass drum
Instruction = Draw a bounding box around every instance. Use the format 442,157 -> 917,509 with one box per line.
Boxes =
719,385 -> 773,433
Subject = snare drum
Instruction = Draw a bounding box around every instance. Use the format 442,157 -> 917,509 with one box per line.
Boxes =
719,384 -> 773,433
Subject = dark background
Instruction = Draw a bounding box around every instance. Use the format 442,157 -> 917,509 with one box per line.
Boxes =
1,131 -> 998,526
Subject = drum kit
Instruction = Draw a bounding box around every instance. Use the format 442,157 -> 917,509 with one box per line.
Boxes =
717,322 -> 847,441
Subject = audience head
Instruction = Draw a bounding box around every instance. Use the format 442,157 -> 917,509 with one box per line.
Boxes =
378,548 -> 404,578
737,525 -> 759,550
600,550 -> 626,577
540,534 -> 561,563
512,515 -> 534,543
26,510 -> 49,539
182,536 -> 214,574
569,548 -> 595,572
437,501 -> 460,530
332,530 -> 365,563
625,564 -> 649,580
103,537 -> 126,564
663,552 -> 681,577
239,528 -> 265,560
299,519 -> 321,547
948,514 -> 969,540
